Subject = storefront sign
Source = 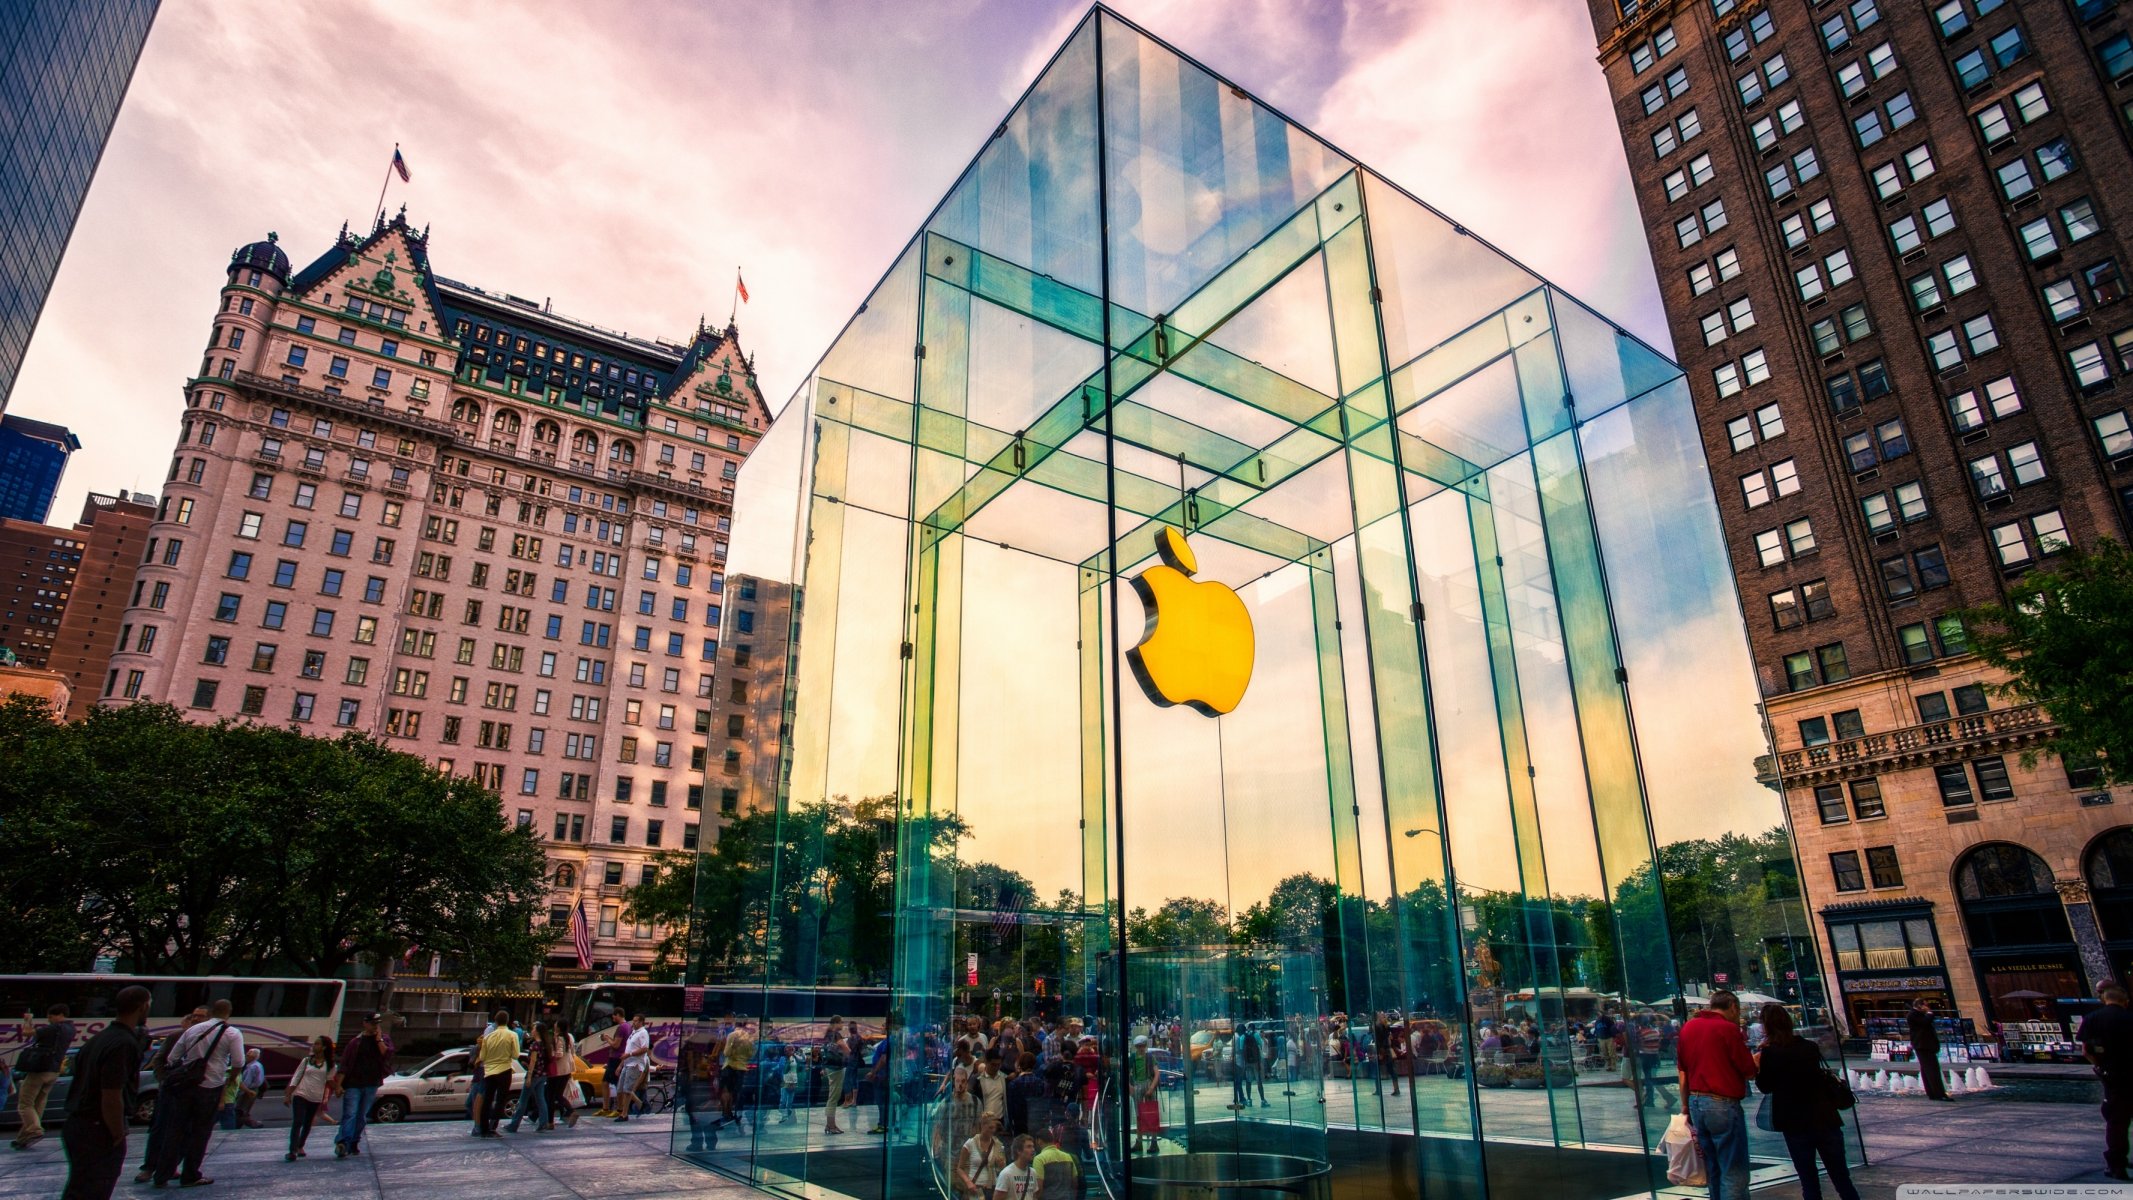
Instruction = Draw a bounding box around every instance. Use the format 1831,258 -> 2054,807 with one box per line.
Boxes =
1841,975 -> 1945,993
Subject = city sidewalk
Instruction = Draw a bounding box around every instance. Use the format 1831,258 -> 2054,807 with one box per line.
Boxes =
0,1114 -> 747,1200
1747,1089 -> 2118,1199
0,1087 -> 2110,1199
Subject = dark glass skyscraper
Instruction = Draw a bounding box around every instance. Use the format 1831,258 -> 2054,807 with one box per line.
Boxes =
0,0 -> 160,414
0,414 -> 80,521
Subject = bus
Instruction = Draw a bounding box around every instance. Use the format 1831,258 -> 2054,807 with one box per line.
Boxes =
0,975 -> 345,1083
561,982 -> 892,1070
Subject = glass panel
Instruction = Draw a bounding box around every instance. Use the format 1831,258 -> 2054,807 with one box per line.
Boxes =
702,11 -> 1821,1200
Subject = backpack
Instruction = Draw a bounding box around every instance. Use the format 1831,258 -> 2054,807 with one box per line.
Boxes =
19,1022 -> 74,1074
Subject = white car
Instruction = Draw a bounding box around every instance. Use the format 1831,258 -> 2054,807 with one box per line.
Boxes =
369,1047 -> 526,1123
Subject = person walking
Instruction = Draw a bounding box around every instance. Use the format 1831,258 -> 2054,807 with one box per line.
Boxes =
283,1037 -> 334,1161
235,1048 -> 267,1128
599,1009 -> 633,1117
1634,1013 -> 1668,1110
58,985 -> 148,1200
721,1018 -> 756,1127
543,1023 -> 578,1130
1752,1004 -> 1857,1200
506,1021 -> 557,1134
613,1016 -> 653,1122
332,1012 -> 395,1158
13,1002 -> 78,1150
133,1008 -> 206,1184
821,1018 -> 849,1135
2080,983 -> 2133,1180
953,1113 -> 1007,1200
153,999 -> 243,1189
994,1134 -> 1041,1200
1677,991 -> 1757,1200
1906,998 -> 1950,1102
475,1009 -> 519,1137
866,1016 -> 899,1135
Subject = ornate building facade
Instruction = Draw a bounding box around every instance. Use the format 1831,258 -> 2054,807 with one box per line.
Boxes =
1584,0 -> 2133,1031
102,213 -> 772,975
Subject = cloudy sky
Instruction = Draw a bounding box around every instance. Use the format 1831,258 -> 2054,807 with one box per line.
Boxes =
16,0 -> 1666,537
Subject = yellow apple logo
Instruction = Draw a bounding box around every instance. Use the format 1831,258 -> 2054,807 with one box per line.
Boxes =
1127,527 -> 1254,716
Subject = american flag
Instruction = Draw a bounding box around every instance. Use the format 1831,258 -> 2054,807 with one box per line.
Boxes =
993,887 -> 1026,936
391,146 -> 411,183
570,901 -> 593,968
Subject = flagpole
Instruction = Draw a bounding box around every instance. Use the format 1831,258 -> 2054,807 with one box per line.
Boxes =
374,145 -> 398,230
729,268 -> 740,324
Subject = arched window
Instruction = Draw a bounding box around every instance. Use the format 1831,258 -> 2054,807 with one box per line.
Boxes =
571,430 -> 600,457
1955,843 -> 2055,900
450,397 -> 481,425
493,408 -> 523,438
608,440 -> 636,465
1954,842 -> 2082,1020
2086,828 -> 2133,943
532,419 -> 561,446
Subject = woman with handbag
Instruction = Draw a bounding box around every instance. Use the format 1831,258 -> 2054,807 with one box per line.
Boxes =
953,1112 -> 1007,1200
284,1037 -> 335,1160
1753,1004 -> 1859,1200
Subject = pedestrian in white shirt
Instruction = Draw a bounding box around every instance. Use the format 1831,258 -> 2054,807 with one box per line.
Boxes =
615,1023 -> 653,1121
153,999 -> 245,1188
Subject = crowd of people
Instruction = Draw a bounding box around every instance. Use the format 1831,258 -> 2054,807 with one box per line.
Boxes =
35,982 -> 2133,1199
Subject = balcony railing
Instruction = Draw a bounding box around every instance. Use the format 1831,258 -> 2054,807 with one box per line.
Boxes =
1776,702 -> 2052,782
233,371 -> 459,439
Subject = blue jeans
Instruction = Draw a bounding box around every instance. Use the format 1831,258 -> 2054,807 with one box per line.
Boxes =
1688,1094 -> 1750,1200
336,1085 -> 378,1151
1782,1125 -> 1859,1200
507,1077 -> 549,1131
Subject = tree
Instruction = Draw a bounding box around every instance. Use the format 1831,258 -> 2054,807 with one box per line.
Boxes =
1962,537 -> 2133,785
0,699 -> 554,983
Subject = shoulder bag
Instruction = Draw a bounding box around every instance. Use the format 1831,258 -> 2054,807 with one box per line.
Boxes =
162,1022 -> 229,1092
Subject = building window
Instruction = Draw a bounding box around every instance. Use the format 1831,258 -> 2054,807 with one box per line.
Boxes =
1814,784 -> 1848,824
1831,851 -> 1866,893
1850,777 -> 1886,820
1866,846 -> 1903,889
1972,756 -> 2016,802
1935,762 -> 1975,807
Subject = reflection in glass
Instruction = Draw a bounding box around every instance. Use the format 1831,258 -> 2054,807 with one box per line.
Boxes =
680,10 -> 1843,1200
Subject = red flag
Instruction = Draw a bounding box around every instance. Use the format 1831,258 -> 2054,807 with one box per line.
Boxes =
736,273 -> 749,304
391,146 -> 411,183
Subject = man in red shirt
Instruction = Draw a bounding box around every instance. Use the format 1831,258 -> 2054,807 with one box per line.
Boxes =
1676,990 -> 1758,1200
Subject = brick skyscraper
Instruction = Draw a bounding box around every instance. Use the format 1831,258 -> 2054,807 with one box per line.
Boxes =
1588,0 -> 2133,1032
103,214 -> 772,974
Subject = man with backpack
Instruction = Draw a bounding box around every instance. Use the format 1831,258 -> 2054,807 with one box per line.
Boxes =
153,999 -> 244,1189
13,1003 -> 78,1150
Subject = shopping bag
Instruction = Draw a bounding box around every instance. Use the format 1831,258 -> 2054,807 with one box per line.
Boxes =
1135,1097 -> 1163,1134
1662,1114 -> 1705,1187
564,1079 -> 586,1109
1754,1094 -> 1775,1132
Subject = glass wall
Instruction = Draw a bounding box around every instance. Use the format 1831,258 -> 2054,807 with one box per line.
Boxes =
678,10 -> 1846,1200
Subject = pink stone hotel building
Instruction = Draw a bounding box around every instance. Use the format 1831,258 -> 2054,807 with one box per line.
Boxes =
102,212 -> 773,974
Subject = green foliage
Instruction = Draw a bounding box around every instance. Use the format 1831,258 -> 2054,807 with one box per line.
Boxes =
0,699 -> 554,983
1961,537 -> 2133,785
631,795 -> 968,984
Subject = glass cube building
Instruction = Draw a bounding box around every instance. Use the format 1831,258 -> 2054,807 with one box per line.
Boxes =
676,9 -> 1847,1200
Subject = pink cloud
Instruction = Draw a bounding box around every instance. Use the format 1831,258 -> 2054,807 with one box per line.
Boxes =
15,0 -> 1662,534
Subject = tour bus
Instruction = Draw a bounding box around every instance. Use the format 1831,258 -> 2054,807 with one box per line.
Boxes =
0,975 -> 345,1083
561,982 -> 892,1070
